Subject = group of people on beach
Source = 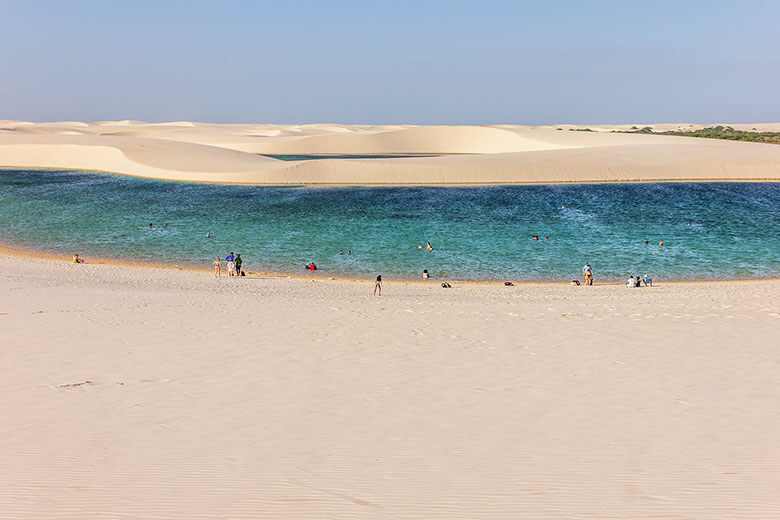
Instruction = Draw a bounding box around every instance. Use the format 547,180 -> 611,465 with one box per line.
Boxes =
213,252 -> 242,278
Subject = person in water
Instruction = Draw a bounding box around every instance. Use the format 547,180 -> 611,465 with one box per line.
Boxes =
148,223 -> 153,228
417,244 -> 423,250
643,238 -> 649,244
659,240 -> 664,247
532,235 -> 539,241
347,250 -> 351,255
426,242 -> 433,251
374,275 -> 382,296
206,232 -> 211,238
339,250 -> 344,255
213,257 -> 221,278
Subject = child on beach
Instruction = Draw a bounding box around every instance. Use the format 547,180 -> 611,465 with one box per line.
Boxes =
213,257 -> 221,278
227,258 -> 236,277
72,254 -> 85,264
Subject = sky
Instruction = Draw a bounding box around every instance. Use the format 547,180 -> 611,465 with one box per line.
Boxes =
2,0 -> 779,124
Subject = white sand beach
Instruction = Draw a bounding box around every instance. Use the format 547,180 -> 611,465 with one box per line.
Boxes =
2,121 -> 780,184
1,252 -> 778,519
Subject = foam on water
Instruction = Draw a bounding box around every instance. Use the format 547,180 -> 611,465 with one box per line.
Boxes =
0,169 -> 778,281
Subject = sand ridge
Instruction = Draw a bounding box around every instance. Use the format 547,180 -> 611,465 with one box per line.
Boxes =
2,121 -> 780,184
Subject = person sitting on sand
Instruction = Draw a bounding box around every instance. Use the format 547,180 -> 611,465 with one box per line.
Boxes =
627,275 -> 635,288
213,257 -> 221,278
643,275 -> 653,287
426,242 -> 433,251
374,275 -> 382,296
422,269 -> 429,279
72,254 -> 84,264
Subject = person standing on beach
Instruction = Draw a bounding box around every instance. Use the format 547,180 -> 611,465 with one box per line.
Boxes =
583,262 -> 593,285
235,254 -> 242,276
226,258 -> 236,277
374,275 -> 382,296
213,257 -> 221,278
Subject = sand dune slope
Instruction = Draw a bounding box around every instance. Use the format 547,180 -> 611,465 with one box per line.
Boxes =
2,121 -> 780,184
0,254 -> 778,519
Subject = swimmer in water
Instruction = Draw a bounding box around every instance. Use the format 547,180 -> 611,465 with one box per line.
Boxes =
206,232 -> 211,238
347,250 -> 351,255
339,250 -> 343,255
532,235 -> 539,241
659,240 -> 664,247
426,242 -> 433,251
148,223 -> 153,228
417,244 -> 423,250
643,238 -> 649,244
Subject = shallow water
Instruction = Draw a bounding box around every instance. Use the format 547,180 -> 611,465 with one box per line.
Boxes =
0,169 -> 778,281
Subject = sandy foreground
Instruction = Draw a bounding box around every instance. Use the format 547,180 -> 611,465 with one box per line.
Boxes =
1,253 -> 778,519
1,120 -> 780,184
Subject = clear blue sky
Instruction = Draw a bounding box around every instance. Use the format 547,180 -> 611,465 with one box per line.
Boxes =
2,0 -> 779,124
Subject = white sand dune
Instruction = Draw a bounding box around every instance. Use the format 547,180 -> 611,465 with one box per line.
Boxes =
1,120 -> 780,184
1,252 -> 778,519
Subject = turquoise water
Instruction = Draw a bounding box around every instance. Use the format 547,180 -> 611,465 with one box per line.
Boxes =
0,168 -> 778,281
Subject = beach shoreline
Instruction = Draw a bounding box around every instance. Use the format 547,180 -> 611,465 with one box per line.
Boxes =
2,242 -> 777,286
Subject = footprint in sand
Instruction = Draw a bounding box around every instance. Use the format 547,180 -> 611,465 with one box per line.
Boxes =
57,380 -> 94,389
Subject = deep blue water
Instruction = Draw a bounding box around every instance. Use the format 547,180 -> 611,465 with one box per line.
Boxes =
0,168 -> 778,281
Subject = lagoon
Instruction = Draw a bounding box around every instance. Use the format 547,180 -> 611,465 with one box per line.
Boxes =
0,169 -> 778,281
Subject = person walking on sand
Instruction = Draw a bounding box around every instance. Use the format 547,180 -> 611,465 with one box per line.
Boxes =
213,257 -> 221,278
583,262 -> 593,286
374,275 -> 382,296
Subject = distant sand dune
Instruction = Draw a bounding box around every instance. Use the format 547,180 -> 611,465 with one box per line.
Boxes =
1,120 -> 780,184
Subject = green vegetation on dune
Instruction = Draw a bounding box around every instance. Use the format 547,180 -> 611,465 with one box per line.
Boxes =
616,125 -> 780,144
